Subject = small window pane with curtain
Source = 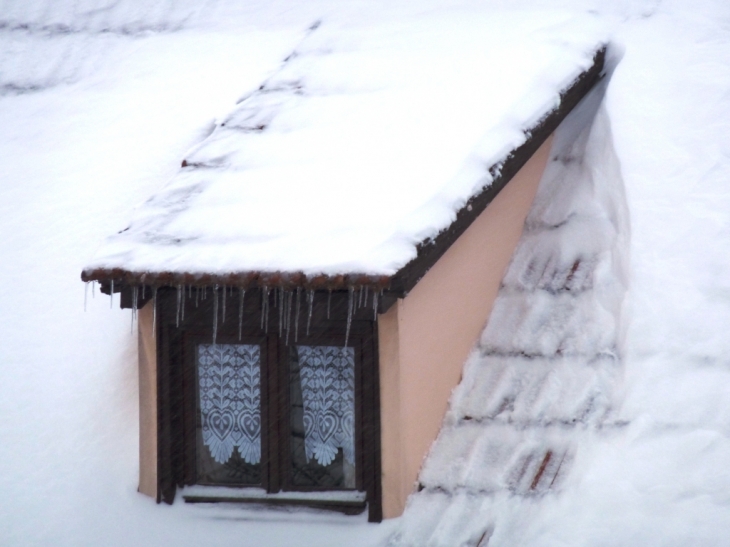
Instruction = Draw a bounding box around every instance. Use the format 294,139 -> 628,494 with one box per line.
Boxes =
196,343 -> 262,485
289,345 -> 356,488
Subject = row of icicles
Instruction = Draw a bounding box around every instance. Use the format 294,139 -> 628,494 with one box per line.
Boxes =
85,281 -> 381,346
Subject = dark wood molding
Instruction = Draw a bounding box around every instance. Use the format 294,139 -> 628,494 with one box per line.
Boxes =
157,294 -> 177,504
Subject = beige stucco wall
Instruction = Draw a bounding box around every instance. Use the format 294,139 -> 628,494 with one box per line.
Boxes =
378,136 -> 552,518
138,301 -> 158,499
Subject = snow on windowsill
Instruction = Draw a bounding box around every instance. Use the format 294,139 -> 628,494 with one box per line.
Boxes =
181,485 -> 367,503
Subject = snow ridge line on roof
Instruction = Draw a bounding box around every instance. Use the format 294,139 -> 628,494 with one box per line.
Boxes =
80,47 -> 607,296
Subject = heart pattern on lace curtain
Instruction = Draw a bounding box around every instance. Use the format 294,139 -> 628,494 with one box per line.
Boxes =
297,346 -> 355,466
197,344 -> 261,464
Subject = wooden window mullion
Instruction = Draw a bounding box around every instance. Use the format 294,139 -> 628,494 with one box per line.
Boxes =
277,335 -> 290,492
363,322 -> 382,522
182,333 -> 197,486
354,335 -> 365,493
266,334 -> 282,493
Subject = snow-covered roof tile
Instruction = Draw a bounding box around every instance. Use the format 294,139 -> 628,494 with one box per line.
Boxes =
82,13 -> 608,292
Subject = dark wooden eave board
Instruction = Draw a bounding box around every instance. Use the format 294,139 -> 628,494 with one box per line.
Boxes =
84,268 -> 392,293
386,46 -> 607,297
81,46 -> 606,307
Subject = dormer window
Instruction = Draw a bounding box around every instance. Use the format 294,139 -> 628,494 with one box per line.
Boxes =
81,26 -> 605,521
150,287 -> 381,519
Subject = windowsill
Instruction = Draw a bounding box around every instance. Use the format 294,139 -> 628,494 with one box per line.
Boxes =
181,486 -> 367,515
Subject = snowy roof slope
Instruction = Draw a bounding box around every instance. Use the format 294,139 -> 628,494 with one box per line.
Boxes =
82,13 -> 607,289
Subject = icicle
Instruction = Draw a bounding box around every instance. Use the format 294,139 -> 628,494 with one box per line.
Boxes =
278,288 -> 284,337
264,287 -> 270,333
285,290 -> 291,333
195,286 -> 199,307
372,289 -> 378,321
181,285 -> 186,322
294,288 -> 301,342
327,289 -> 332,319
364,286 -> 369,310
273,288 -> 278,309
141,284 -> 145,300
260,287 -> 265,330
212,285 -> 219,344
260,287 -> 270,332
152,287 -> 158,336
285,290 -> 293,345
345,286 -> 354,346
110,279 -> 114,309
130,286 -> 139,334
358,286 -> 364,308
222,285 -> 227,323
176,285 -> 182,327
92,280 -> 96,298
306,289 -> 314,336
238,288 -> 245,340
84,282 -> 89,312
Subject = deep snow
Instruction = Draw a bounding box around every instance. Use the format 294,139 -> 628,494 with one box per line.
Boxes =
1,1 -> 730,546
82,11 -> 605,278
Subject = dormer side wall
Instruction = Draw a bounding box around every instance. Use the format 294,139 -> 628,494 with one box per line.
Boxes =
378,135 -> 553,518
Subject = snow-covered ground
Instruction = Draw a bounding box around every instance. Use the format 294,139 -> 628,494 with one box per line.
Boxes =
1,1 -> 730,546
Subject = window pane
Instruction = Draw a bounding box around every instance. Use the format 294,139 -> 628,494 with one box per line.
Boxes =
196,344 -> 261,485
289,345 -> 356,489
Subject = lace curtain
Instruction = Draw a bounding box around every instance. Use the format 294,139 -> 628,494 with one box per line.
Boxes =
197,344 -> 261,464
297,345 -> 355,467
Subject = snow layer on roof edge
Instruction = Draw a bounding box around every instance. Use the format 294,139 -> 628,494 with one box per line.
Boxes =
84,11 -> 609,279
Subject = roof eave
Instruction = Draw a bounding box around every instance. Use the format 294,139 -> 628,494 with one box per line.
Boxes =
81,45 -> 607,309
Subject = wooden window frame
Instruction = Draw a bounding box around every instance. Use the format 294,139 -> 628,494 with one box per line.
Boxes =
155,287 -> 382,521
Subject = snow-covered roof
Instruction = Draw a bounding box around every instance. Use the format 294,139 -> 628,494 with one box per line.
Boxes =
82,13 -> 607,291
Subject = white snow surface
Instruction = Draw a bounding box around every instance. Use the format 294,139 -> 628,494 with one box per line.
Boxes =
2,1 -> 730,546
81,9 -> 606,278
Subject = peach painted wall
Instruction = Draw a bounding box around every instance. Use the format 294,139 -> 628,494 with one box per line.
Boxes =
138,302 -> 158,499
378,136 -> 553,518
